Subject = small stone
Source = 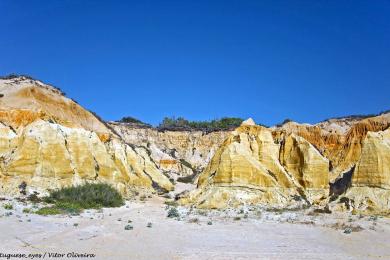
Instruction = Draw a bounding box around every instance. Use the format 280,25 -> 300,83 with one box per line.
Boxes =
344,228 -> 352,234
147,222 -> 152,228
128,220 -> 132,223
117,218 -> 122,221
207,221 -> 212,225
124,225 -> 133,230
73,223 -> 79,227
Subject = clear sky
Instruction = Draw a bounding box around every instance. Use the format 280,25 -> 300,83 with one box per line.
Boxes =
1,1 -> 389,126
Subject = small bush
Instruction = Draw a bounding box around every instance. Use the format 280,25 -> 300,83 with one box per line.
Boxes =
36,207 -> 62,216
27,192 -> 42,203
167,207 -> 180,218
188,218 -> 199,224
23,208 -> 32,213
35,183 -> 124,215
3,204 -> 13,210
118,116 -> 150,126
164,200 -> 178,207
45,183 -> 124,209
124,225 -> 133,230
53,201 -> 83,214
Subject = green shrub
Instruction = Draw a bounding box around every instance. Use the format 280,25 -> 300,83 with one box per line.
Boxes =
3,204 -> 13,210
45,183 -> 124,209
119,116 -> 148,125
158,117 -> 246,132
124,224 -> 133,230
164,200 -> 178,207
35,183 -> 123,215
23,208 -> 32,213
36,207 -> 62,215
167,207 -> 180,218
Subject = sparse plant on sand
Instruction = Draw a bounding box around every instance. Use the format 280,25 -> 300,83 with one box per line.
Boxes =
125,225 -> 133,230
167,207 -> 180,218
23,208 -> 32,213
3,204 -> 13,210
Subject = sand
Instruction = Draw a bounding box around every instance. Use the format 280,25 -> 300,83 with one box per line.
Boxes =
1,197 -> 390,260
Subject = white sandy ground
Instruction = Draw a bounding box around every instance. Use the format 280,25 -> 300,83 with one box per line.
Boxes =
1,197 -> 390,260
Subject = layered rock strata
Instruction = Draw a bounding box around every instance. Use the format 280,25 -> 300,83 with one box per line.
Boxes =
0,77 -> 173,195
110,122 -> 230,182
180,121 -> 330,208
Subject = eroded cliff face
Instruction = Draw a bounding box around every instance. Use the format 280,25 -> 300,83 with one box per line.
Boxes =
110,122 -> 230,182
1,76 -> 389,213
0,77 -> 110,137
274,113 -> 390,182
340,128 -> 390,213
180,121 -> 330,209
0,77 -> 173,195
180,116 -> 390,212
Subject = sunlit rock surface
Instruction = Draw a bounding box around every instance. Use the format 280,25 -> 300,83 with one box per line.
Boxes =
0,77 -> 173,195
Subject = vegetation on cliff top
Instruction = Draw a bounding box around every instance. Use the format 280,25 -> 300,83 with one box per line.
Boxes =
118,116 -> 152,127
158,116 -> 244,132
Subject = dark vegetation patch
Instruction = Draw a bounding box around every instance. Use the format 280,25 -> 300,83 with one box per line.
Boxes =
275,118 -> 293,127
0,73 -> 35,80
116,116 -> 152,128
0,74 -> 66,95
321,109 -> 390,122
157,117 -> 245,132
37,183 -> 124,215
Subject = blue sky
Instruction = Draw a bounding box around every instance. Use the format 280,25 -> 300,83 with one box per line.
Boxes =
1,0 -> 389,126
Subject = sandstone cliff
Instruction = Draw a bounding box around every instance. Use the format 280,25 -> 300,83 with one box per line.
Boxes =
1,76 -> 389,213
340,128 -> 390,213
181,115 -> 390,212
180,121 -> 330,208
110,122 -> 230,182
274,113 -> 390,182
0,76 -> 173,195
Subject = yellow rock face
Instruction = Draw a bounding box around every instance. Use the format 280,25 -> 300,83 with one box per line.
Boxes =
340,129 -> 390,212
0,77 -> 110,135
275,114 -> 390,182
0,120 -> 173,195
0,77 -> 173,196
198,125 -> 295,189
280,134 -> 329,190
110,122 -> 230,180
182,124 -> 330,208
352,129 -> 390,189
